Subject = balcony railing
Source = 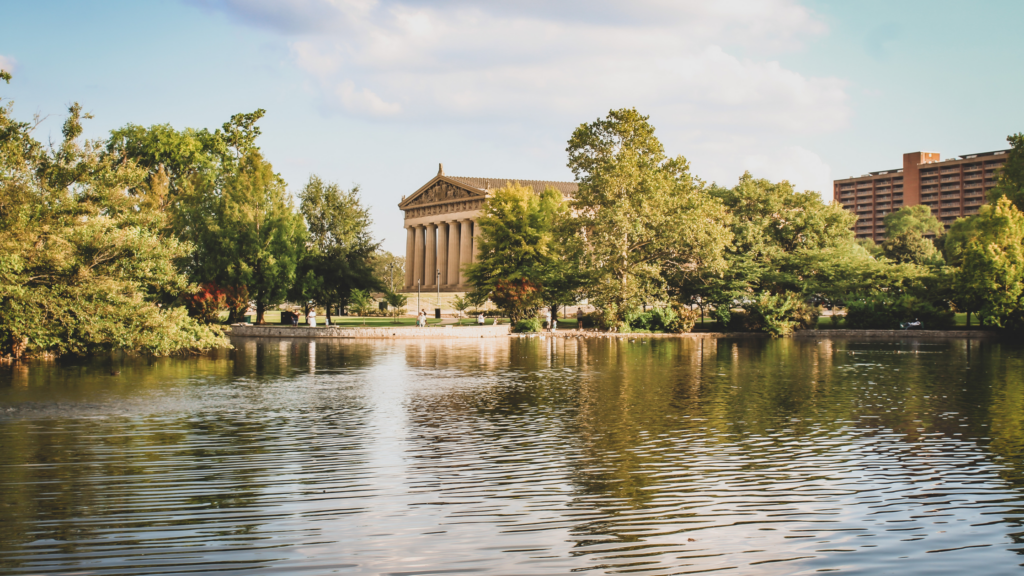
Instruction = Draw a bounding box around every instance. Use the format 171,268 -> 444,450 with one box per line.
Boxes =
940,177 -> 961,182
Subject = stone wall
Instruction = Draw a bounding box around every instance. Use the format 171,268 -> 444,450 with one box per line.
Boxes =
229,325 -> 510,339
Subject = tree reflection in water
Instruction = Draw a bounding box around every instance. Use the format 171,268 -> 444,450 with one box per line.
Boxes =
1,336 -> 1023,575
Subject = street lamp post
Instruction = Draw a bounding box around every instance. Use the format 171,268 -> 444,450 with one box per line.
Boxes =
436,269 -> 441,319
417,279 -> 421,315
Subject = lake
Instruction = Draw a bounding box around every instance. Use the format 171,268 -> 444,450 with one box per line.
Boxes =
1,335 -> 1023,575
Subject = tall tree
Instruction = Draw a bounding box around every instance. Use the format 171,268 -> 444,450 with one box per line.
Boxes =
565,108 -> 731,324
881,205 -> 944,265
949,197 -> 1024,329
685,173 -> 855,324
292,175 -> 379,321
466,182 -> 572,322
216,151 -> 305,324
987,133 -> 1024,211
0,98 -> 226,357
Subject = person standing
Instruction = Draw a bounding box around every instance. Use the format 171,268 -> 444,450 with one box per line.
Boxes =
543,307 -> 552,331
477,313 -> 485,326
307,308 -> 317,328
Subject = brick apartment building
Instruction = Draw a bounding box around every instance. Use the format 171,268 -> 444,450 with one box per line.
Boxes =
833,150 -> 1009,241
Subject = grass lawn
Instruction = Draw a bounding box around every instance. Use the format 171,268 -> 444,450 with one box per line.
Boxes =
223,310 -> 446,327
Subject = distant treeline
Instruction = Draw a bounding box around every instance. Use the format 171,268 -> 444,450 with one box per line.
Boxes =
464,109 -> 1024,336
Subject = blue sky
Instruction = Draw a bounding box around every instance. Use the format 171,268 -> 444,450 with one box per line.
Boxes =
2,0 -> 1021,254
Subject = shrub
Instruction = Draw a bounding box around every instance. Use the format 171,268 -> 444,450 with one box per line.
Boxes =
729,292 -> 820,338
845,294 -> 954,329
624,306 -> 680,332
512,318 -> 543,333
666,306 -> 698,333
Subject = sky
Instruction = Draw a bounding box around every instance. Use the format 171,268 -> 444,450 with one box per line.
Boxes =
2,0 -> 1022,254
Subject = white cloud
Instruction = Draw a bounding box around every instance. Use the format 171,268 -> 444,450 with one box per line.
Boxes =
196,0 -> 848,196
0,54 -> 16,74
737,145 -> 834,197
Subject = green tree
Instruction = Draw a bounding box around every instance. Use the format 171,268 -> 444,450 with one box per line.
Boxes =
292,175 -> 380,322
372,251 -> 405,293
565,108 -> 731,325
687,173 -> 855,327
987,133 -> 1024,211
881,205 -> 944,265
450,294 -> 470,317
466,182 -> 574,320
384,290 -> 408,322
0,100 -> 226,357
216,151 -> 305,324
949,197 -> 1024,329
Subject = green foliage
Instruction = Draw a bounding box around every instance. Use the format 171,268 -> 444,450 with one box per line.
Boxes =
949,198 -> 1024,329
623,306 -> 678,332
881,205 -> 944,265
467,182 -> 581,315
844,294 -> 955,330
384,290 -> 408,321
372,251 -> 405,293
685,173 -> 855,323
292,175 -> 379,317
738,292 -> 818,338
666,306 -> 698,333
348,288 -> 374,316
451,294 -> 470,315
0,101 -> 227,358
987,133 -> 1024,211
215,151 -> 305,323
566,108 -> 731,323
512,318 -> 543,333
490,278 -> 542,323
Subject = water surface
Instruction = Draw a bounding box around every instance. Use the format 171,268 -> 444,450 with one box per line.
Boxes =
2,336 -> 1023,575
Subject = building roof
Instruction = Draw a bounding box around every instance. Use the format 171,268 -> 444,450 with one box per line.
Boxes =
447,176 -> 578,195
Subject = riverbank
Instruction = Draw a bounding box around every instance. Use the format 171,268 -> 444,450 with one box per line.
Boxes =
228,324 -> 510,338
229,324 -> 1001,341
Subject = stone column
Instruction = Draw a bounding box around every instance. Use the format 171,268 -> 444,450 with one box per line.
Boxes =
424,223 -> 437,288
437,223 -> 448,287
404,226 -> 415,289
447,220 -> 461,289
413,224 -> 425,289
459,219 -> 473,286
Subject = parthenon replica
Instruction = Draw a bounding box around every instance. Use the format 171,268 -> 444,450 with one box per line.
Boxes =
399,164 -> 578,292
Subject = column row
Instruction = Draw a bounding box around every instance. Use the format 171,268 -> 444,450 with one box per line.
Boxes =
405,219 -> 477,290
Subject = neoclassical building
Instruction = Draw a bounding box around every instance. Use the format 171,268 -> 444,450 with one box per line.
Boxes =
400,164 -> 577,292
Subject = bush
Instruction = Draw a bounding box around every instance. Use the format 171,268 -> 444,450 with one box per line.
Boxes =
845,294 -> 954,329
623,306 -> 680,332
728,292 -> 820,338
666,306 -> 698,333
513,318 -> 543,333
577,310 -> 611,330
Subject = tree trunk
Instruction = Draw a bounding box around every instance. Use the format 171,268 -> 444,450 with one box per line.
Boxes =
256,299 -> 266,324
326,303 -> 333,325
967,311 -> 971,327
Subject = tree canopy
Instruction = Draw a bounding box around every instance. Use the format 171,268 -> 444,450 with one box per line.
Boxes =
565,108 -> 731,324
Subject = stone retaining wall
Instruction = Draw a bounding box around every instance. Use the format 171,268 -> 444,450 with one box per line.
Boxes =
229,324 -> 510,339
793,329 -> 998,339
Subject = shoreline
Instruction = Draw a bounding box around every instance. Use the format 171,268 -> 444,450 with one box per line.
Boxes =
227,325 -> 1001,340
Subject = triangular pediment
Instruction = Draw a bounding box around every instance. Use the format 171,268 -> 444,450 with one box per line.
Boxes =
399,176 -> 486,210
